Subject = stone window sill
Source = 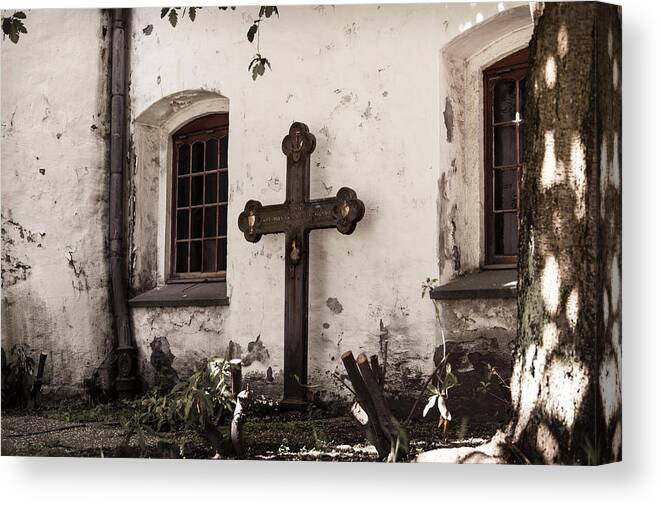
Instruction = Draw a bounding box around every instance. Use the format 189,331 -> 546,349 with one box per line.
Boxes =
430,269 -> 517,300
128,281 -> 229,308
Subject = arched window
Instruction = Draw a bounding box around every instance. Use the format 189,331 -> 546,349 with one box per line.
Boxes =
170,113 -> 229,281
483,48 -> 528,266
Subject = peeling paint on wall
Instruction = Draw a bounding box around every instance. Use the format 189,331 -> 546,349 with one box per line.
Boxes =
443,96 -> 454,142
326,297 -> 344,314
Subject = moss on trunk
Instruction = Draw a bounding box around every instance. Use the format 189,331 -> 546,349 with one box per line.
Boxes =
510,2 -> 621,465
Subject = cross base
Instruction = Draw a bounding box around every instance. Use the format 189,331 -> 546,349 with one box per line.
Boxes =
278,396 -> 310,411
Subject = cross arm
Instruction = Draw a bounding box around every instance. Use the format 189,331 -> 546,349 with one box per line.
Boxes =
237,200 -> 289,243
306,187 -> 365,235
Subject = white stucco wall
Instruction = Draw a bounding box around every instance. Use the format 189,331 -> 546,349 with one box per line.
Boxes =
1,3 -> 529,400
126,3 -> 524,399
1,9 -> 112,389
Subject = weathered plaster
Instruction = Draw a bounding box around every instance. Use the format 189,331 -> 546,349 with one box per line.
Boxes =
1,9 -> 113,390
2,4 -> 527,402
439,4 -> 533,281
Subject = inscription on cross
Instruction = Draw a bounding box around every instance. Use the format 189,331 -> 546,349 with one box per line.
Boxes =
238,122 -> 365,408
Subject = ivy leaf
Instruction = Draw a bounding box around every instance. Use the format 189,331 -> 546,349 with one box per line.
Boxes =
189,7 -> 197,22
441,370 -> 459,392
422,395 -> 437,418
251,60 -> 265,81
142,24 -> 153,36
261,6 -> 278,18
13,11 -> 26,19
168,8 -> 178,27
247,23 -> 258,43
160,8 -> 170,18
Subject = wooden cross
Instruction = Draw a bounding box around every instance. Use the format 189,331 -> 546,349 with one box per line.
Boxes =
238,122 -> 365,408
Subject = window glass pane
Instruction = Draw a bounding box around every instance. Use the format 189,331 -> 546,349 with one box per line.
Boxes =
205,173 -> 218,204
494,126 -> 517,166
176,242 -> 188,273
219,136 -> 228,169
519,78 -> 527,119
494,169 -> 518,211
191,175 -> 203,206
519,124 -> 525,163
495,213 -> 517,256
205,138 -> 218,171
204,206 -> 217,237
176,209 -> 189,240
177,144 -> 190,175
217,238 -> 227,271
203,240 -> 218,273
192,141 -> 204,173
191,208 -> 203,238
190,241 -> 202,272
176,177 -> 189,207
494,80 -> 516,123
219,172 -> 228,202
219,204 -> 228,237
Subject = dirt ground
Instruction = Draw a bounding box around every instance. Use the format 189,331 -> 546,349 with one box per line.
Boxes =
1,398 -> 501,461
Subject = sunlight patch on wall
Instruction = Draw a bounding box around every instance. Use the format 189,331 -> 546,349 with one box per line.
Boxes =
541,255 -> 560,316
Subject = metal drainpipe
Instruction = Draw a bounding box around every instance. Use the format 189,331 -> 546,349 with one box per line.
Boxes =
108,8 -> 137,397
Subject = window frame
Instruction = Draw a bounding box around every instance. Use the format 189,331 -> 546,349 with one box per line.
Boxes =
483,47 -> 529,267
169,113 -> 229,283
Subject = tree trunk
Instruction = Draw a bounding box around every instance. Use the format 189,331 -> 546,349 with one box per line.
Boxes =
509,2 -> 621,464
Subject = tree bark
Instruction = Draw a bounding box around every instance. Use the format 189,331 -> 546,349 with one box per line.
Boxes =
509,2 -> 621,464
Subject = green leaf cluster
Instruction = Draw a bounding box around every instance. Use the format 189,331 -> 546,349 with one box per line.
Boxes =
123,357 -> 236,453
248,54 -> 271,81
2,11 -> 27,44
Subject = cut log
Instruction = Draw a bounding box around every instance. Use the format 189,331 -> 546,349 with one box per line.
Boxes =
356,353 -> 395,440
369,354 -> 382,386
229,359 -> 242,398
28,352 -> 48,410
230,389 -> 250,459
341,351 -> 391,458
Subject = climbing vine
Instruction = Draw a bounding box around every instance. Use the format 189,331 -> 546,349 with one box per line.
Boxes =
2,6 -> 280,80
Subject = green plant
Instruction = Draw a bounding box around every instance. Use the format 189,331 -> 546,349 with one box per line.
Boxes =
422,363 -> 458,433
123,357 -> 236,457
1,344 -> 35,409
418,277 -> 459,432
1,11 -> 27,44
476,362 -> 510,405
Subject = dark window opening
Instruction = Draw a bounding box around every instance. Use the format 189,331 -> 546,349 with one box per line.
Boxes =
170,113 -> 229,282
484,48 -> 528,266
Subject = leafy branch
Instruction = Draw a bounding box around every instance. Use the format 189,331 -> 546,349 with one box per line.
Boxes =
246,6 -> 278,80
2,11 -> 28,44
